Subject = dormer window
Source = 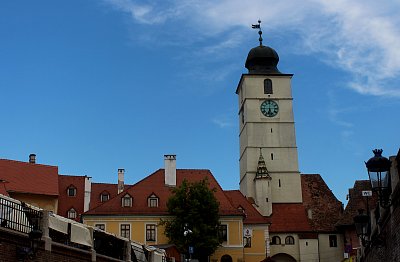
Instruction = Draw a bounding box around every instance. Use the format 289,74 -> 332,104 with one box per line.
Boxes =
122,194 -> 132,207
100,192 -> 110,202
67,186 -> 77,197
67,208 -> 77,219
148,194 -> 159,207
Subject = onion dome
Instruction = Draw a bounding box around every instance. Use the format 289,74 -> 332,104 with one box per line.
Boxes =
245,45 -> 281,74
246,20 -> 281,74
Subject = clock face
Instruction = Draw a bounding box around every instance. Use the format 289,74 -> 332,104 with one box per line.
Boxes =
260,100 -> 279,117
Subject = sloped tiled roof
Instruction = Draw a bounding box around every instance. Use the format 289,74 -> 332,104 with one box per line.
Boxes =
301,174 -> 343,232
269,174 -> 343,233
0,159 -> 58,196
58,175 -> 87,220
84,169 -> 242,217
90,182 -> 130,209
336,180 -> 378,227
269,203 -> 312,232
0,181 -> 9,196
224,190 -> 270,225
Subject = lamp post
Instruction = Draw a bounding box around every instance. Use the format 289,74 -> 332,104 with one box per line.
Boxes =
183,223 -> 192,262
365,149 -> 392,208
353,209 -> 370,247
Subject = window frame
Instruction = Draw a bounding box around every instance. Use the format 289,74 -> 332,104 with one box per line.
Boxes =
329,235 -> 338,247
120,223 -> 131,239
285,236 -> 295,245
147,194 -> 159,208
218,224 -> 228,242
95,224 -> 106,231
67,208 -> 77,219
100,192 -> 110,202
67,186 -> 77,197
121,194 -> 132,207
264,79 -> 273,94
146,224 -> 157,242
271,236 -> 281,245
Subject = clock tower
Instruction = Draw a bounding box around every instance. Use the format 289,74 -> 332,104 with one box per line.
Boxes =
236,26 -> 302,216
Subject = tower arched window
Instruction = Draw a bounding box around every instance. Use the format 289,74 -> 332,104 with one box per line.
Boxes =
285,236 -> 295,245
264,79 -> 273,94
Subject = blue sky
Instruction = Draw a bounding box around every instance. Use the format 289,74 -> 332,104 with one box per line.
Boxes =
1,0 -> 399,204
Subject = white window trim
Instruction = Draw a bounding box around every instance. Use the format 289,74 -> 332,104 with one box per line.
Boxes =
119,223 -> 131,240
95,223 -> 106,231
145,222 -> 157,243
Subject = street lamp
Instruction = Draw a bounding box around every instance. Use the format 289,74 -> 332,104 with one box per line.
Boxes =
353,209 -> 370,247
365,149 -> 392,208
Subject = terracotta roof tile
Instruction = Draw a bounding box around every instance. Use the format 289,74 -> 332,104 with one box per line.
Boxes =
84,169 -> 242,217
224,190 -> 270,224
90,182 -> 130,209
0,159 -> 58,196
269,203 -> 312,232
58,175 -> 87,221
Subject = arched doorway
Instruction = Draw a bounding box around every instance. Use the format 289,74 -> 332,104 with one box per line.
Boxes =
221,254 -> 233,262
271,253 -> 296,262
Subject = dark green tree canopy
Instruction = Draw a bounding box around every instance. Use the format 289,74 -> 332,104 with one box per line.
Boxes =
162,178 -> 221,261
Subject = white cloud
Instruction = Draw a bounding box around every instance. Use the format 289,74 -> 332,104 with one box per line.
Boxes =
103,0 -> 400,97
212,114 -> 233,128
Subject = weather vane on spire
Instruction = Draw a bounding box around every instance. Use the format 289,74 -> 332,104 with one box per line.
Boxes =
252,19 -> 263,46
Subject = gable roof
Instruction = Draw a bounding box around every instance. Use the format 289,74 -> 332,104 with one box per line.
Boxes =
0,159 -> 59,196
224,190 -> 270,225
269,203 -> 312,232
90,182 -> 130,209
301,174 -> 343,232
84,169 -> 242,217
336,180 -> 378,227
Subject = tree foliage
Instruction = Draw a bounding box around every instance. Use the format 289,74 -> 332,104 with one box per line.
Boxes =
162,178 -> 221,261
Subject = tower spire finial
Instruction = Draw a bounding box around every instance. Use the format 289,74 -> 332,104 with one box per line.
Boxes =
251,19 -> 263,46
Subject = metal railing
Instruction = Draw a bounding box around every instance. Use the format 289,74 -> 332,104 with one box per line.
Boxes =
0,195 -> 42,234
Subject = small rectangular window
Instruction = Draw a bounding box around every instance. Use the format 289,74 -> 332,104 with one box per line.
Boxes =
264,79 -> 273,94
121,224 -> 130,239
244,237 -> 251,248
329,235 -> 337,247
146,224 -> 156,241
218,225 -> 228,242
67,187 -> 76,197
95,224 -> 105,231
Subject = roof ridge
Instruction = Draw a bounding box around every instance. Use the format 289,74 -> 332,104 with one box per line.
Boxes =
0,158 -> 57,168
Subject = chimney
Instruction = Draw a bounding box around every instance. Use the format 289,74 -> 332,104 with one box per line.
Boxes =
118,169 -> 125,194
29,154 -> 36,164
164,155 -> 176,186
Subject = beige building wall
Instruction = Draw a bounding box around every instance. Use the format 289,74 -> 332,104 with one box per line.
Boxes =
318,234 -> 344,262
299,239 -> 319,262
10,192 -> 58,213
269,233 -> 300,261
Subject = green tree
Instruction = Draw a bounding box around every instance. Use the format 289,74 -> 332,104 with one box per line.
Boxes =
162,178 -> 221,262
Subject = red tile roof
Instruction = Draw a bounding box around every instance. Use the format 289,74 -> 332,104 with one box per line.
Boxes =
90,182 -> 130,210
269,203 -> 312,232
58,175 -> 87,221
224,190 -> 270,224
0,181 -> 9,196
0,159 -> 58,196
269,174 -> 343,233
84,169 -> 242,217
